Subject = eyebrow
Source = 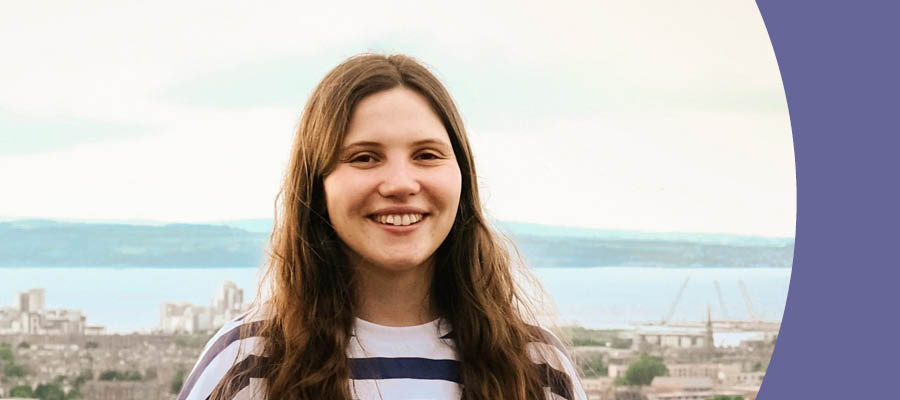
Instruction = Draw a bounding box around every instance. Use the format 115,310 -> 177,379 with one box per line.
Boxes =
342,138 -> 452,150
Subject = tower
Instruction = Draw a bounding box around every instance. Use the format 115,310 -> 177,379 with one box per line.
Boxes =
705,306 -> 715,358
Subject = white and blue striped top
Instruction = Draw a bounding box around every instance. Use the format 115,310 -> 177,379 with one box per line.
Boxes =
178,311 -> 586,400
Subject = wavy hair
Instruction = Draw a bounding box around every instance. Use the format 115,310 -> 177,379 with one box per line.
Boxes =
213,53 -> 561,399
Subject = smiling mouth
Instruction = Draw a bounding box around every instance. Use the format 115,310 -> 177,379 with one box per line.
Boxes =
369,213 -> 426,227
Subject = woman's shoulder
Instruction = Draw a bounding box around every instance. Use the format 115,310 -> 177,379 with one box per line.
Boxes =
177,305 -> 269,400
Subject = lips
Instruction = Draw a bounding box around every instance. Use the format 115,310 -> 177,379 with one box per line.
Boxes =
374,213 -> 423,226
367,207 -> 430,227
369,212 -> 428,227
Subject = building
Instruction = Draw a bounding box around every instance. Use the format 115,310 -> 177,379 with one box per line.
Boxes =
215,281 -> 243,314
646,377 -> 714,400
663,362 -> 745,384
721,371 -> 765,386
633,310 -> 717,353
84,325 -> 106,335
665,363 -> 720,380
713,386 -> 759,400
160,281 -> 247,334
0,307 -> 24,334
28,309 -> 85,335
160,302 -> 211,334
212,281 -> 244,328
19,288 -> 45,313
632,327 -> 709,351
0,289 -> 87,335
582,377 -> 614,400
607,362 -> 629,379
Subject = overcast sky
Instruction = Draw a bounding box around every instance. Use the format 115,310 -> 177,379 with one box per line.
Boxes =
0,1 -> 795,237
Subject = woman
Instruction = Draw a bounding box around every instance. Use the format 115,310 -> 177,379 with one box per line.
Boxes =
179,54 -> 586,400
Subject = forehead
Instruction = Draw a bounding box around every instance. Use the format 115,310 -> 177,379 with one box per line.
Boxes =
343,87 -> 450,146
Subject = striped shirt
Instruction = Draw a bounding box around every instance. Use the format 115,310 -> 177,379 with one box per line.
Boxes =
178,312 -> 586,400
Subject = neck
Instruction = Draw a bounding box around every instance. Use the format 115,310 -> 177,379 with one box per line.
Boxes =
352,257 -> 437,327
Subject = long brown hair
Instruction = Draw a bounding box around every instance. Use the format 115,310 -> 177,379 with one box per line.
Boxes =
215,53 -> 561,399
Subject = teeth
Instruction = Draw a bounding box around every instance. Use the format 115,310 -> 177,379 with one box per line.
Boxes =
376,213 -> 423,226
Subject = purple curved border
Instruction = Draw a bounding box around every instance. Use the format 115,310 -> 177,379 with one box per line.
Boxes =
756,1 -> 900,398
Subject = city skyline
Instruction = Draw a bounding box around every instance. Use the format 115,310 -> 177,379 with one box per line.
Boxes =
0,281 -> 775,399
1,281 -> 248,336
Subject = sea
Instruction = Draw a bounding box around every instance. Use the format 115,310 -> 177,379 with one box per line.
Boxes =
0,266 -> 790,340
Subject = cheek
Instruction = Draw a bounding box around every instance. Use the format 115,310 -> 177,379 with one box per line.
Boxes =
324,172 -> 369,222
323,175 -> 349,223
441,166 -> 463,209
323,177 -> 336,217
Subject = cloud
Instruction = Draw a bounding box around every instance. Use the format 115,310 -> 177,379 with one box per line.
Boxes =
1,106 -> 296,222
0,0 -> 784,120
470,111 -> 796,237
1,0 -> 795,235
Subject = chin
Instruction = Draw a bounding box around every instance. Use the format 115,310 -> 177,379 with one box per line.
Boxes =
376,259 -> 430,272
366,253 -> 433,273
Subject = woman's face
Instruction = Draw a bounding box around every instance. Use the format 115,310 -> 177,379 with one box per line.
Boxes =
324,87 -> 462,274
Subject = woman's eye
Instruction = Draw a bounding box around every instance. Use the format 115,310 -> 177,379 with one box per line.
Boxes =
349,154 -> 377,164
416,152 -> 441,161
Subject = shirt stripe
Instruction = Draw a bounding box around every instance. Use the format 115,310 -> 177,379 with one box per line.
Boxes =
538,362 -> 575,400
206,354 -> 271,400
179,318 -> 585,400
178,320 -> 264,400
349,357 -> 461,381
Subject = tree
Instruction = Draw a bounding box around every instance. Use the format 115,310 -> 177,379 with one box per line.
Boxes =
99,369 -> 143,381
752,361 -> 766,372
34,382 -> 66,400
170,369 -> 187,395
579,355 -> 608,377
621,354 -> 668,386
124,370 -> 143,381
3,362 -> 26,377
9,385 -> 33,398
0,344 -> 13,363
99,370 -> 119,381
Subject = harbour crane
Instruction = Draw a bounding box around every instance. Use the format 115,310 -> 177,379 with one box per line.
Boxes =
661,276 -> 690,325
713,280 -> 729,320
738,279 -> 760,322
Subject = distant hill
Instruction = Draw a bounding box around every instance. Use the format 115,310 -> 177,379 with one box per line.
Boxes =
208,218 -> 274,233
0,219 -> 267,268
494,221 -> 792,247
0,219 -> 793,268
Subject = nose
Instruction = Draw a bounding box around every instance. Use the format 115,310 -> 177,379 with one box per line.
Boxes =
377,158 -> 421,198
